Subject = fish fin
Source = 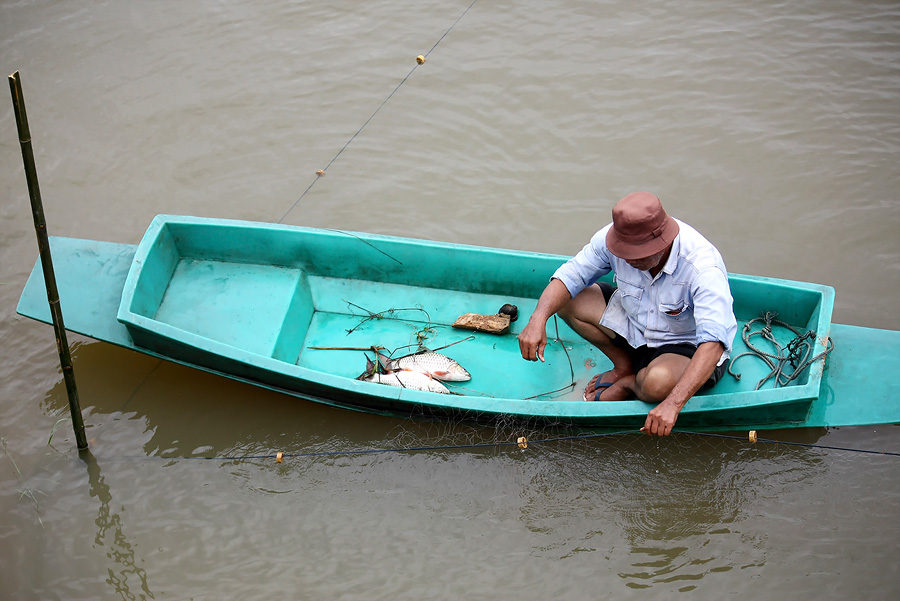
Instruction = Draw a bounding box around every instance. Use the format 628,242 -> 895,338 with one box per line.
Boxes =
373,348 -> 394,373
357,354 -> 376,380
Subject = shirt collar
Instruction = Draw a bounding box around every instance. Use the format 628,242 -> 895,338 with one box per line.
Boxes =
661,233 -> 681,275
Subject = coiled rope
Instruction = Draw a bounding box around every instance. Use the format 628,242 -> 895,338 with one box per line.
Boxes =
727,311 -> 834,390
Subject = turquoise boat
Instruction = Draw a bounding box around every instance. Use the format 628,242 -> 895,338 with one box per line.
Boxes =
16,215 -> 900,430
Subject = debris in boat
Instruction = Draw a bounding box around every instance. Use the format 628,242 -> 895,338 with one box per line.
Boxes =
344,302 -> 432,335
452,304 -> 518,334
414,326 -> 436,347
308,345 -> 387,351
452,312 -> 509,333
357,356 -> 451,394
453,313 -> 509,334
375,348 -> 471,382
498,304 -> 518,322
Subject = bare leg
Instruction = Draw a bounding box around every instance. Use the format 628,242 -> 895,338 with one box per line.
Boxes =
610,353 -> 692,402
557,283 -> 695,402
634,354 -> 692,401
557,284 -> 634,398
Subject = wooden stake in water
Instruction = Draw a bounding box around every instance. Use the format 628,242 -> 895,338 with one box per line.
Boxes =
8,71 -> 87,450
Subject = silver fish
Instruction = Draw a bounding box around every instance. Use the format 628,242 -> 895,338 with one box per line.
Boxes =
377,349 -> 471,382
359,363 -> 451,394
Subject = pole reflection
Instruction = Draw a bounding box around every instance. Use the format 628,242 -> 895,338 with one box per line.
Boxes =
80,449 -> 155,601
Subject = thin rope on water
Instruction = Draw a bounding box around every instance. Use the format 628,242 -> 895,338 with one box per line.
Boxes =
112,2 -> 480,412
117,358 -> 165,413
278,0 -> 481,224
98,429 -> 900,463
125,429 -> 638,461
676,431 -> 900,457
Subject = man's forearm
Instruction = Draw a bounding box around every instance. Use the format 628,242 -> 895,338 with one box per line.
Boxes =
530,278 -> 572,322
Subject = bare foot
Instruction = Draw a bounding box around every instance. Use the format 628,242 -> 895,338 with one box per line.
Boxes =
585,369 -> 630,394
584,375 -> 636,401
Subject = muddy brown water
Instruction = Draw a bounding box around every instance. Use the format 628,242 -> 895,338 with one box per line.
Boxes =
2,1 -> 899,599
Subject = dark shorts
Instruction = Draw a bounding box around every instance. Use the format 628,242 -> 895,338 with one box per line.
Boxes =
596,282 -> 726,389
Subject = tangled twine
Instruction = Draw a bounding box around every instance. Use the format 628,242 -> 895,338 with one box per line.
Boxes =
727,311 -> 834,390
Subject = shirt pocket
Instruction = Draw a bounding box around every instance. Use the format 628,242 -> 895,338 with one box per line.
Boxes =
658,301 -> 695,335
613,276 -> 643,316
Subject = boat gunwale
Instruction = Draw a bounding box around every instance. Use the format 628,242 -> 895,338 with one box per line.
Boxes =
112,215 -> 835,422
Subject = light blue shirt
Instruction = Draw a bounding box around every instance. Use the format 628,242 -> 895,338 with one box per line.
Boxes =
552,219 -> 737,364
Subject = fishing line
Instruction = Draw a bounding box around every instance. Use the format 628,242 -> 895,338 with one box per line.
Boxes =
342,302 -> 434,335
523,316 -> 578,400
676,431 -> 900,457
323,229 -> 404,264
279,0 -> 482,224
94,428 -> 900,463
116,429 -> 638,462
117,357 -> 166,414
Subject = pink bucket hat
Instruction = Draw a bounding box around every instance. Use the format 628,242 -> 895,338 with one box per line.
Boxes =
606,192 -> 680,260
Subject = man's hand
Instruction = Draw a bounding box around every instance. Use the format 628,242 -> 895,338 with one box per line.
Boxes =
518,319 -> 548,362
638,341 -> 725,437
518,278 -> 572,363
640,400 -> 681,437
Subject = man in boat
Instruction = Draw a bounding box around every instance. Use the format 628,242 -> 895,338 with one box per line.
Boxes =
518,191 -> 737,436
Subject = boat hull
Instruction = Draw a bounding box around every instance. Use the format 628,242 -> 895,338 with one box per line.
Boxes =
17,216 -> 897,430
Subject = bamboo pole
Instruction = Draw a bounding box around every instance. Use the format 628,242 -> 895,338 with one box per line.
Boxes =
9,71 -> 87,450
